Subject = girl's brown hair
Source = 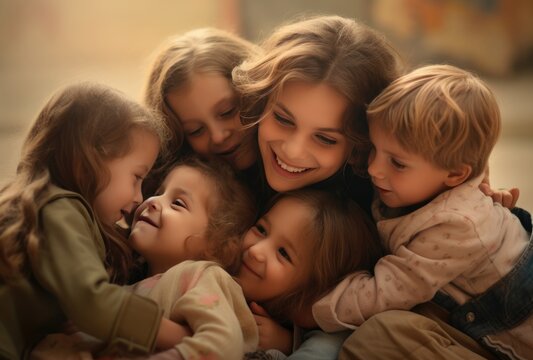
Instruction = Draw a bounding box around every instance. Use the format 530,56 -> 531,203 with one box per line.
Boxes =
261,189 -> 383,322
143,28 -> 260,166
233,15 -> 403,173
163,156 -> 257,275
0,82 -> 169,284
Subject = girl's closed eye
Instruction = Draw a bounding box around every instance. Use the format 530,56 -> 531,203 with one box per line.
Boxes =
187,127 -> 204,137
171,198 -> 187,209
273,112 -> 293,127
220,106 -> 237,119
133,174 -> 144,185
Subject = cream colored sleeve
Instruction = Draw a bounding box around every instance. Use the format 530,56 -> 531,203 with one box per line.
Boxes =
147,262 -> 258,359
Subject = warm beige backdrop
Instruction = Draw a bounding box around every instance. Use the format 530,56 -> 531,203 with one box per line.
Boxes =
1,0 -> 532,210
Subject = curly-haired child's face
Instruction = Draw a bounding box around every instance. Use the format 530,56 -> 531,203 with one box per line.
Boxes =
258,81 -> 352,192
236,197 -> 313,302
167,72 -> 257,170
129,165 -> 215,274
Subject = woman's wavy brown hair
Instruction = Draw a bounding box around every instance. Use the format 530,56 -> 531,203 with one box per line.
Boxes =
233,15 -> 403,174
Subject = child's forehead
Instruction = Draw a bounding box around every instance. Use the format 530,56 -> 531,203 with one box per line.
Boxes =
268,197 -> 314,232
164,165 -> 207,183
160,166 -> 211,193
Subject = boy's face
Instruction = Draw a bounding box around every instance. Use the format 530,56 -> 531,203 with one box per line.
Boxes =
167,72 -> 257,170
129,165 -> 214,274
236,197 -> 313,302
94,129 -> 159,225
368,122 -> 451,208
257,81 -> 353,192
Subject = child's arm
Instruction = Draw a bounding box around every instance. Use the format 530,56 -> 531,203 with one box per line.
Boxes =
155,318 -> 192,350
249,302 -> 293,355
312,211 -> 495,332
36,198 -> 165,353
146,261 -> 258,359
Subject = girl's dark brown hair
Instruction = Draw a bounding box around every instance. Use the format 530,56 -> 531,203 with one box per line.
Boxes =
0,82 -> 169,284
260,189 -> 383,322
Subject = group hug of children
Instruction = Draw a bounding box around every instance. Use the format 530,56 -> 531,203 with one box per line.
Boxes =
0,14 -> 531,360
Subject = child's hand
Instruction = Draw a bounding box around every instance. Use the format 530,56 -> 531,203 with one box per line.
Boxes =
250,302 -> 293,355
479,183 -> 520,209
480,166 -> 520,209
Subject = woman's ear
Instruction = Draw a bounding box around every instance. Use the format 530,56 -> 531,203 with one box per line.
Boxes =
444,164 -> 472,187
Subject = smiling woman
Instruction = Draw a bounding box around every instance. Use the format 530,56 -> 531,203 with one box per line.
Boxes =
233,15 -> 402,206
257,81 -> 352,192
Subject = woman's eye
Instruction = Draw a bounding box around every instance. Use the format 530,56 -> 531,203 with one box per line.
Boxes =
391,158 -> 406,170
278,247 -> 291,262
187,127 -> 204,137
220,107 -> 237,118
273,112 -> 293,127
172,198 -> 187,208
316,134 -> 337,145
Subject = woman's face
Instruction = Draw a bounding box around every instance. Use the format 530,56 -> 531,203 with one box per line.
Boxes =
258,81 -> 352,192
166,72 -> 256,170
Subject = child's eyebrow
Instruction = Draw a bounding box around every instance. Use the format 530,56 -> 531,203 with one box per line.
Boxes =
171,187 -> 193,202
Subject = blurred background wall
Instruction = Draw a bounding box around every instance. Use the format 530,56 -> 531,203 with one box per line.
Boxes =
1,0 -> 532,209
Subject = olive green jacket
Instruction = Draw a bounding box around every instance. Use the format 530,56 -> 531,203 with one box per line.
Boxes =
0,185 -> 161,359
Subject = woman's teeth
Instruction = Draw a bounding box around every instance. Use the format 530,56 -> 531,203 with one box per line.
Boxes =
276,156 -> 308,173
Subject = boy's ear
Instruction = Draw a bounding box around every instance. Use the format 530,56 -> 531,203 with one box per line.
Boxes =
444,164 -> 472,187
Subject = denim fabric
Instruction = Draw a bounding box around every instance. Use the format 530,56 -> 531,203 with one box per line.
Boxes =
511,207 -> 532,234
287,329 -> 351,360
432,233 -> 533,340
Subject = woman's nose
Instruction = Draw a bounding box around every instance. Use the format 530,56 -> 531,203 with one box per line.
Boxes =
281,133 -> 307,161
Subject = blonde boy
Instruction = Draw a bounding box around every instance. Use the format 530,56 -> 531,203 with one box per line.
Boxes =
313,65 -> 532,360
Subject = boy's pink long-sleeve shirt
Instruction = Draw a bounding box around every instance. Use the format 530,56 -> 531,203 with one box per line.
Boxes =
313,175 -> 529,332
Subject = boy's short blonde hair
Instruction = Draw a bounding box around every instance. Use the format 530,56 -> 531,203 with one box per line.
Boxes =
367,64 -> 501,178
